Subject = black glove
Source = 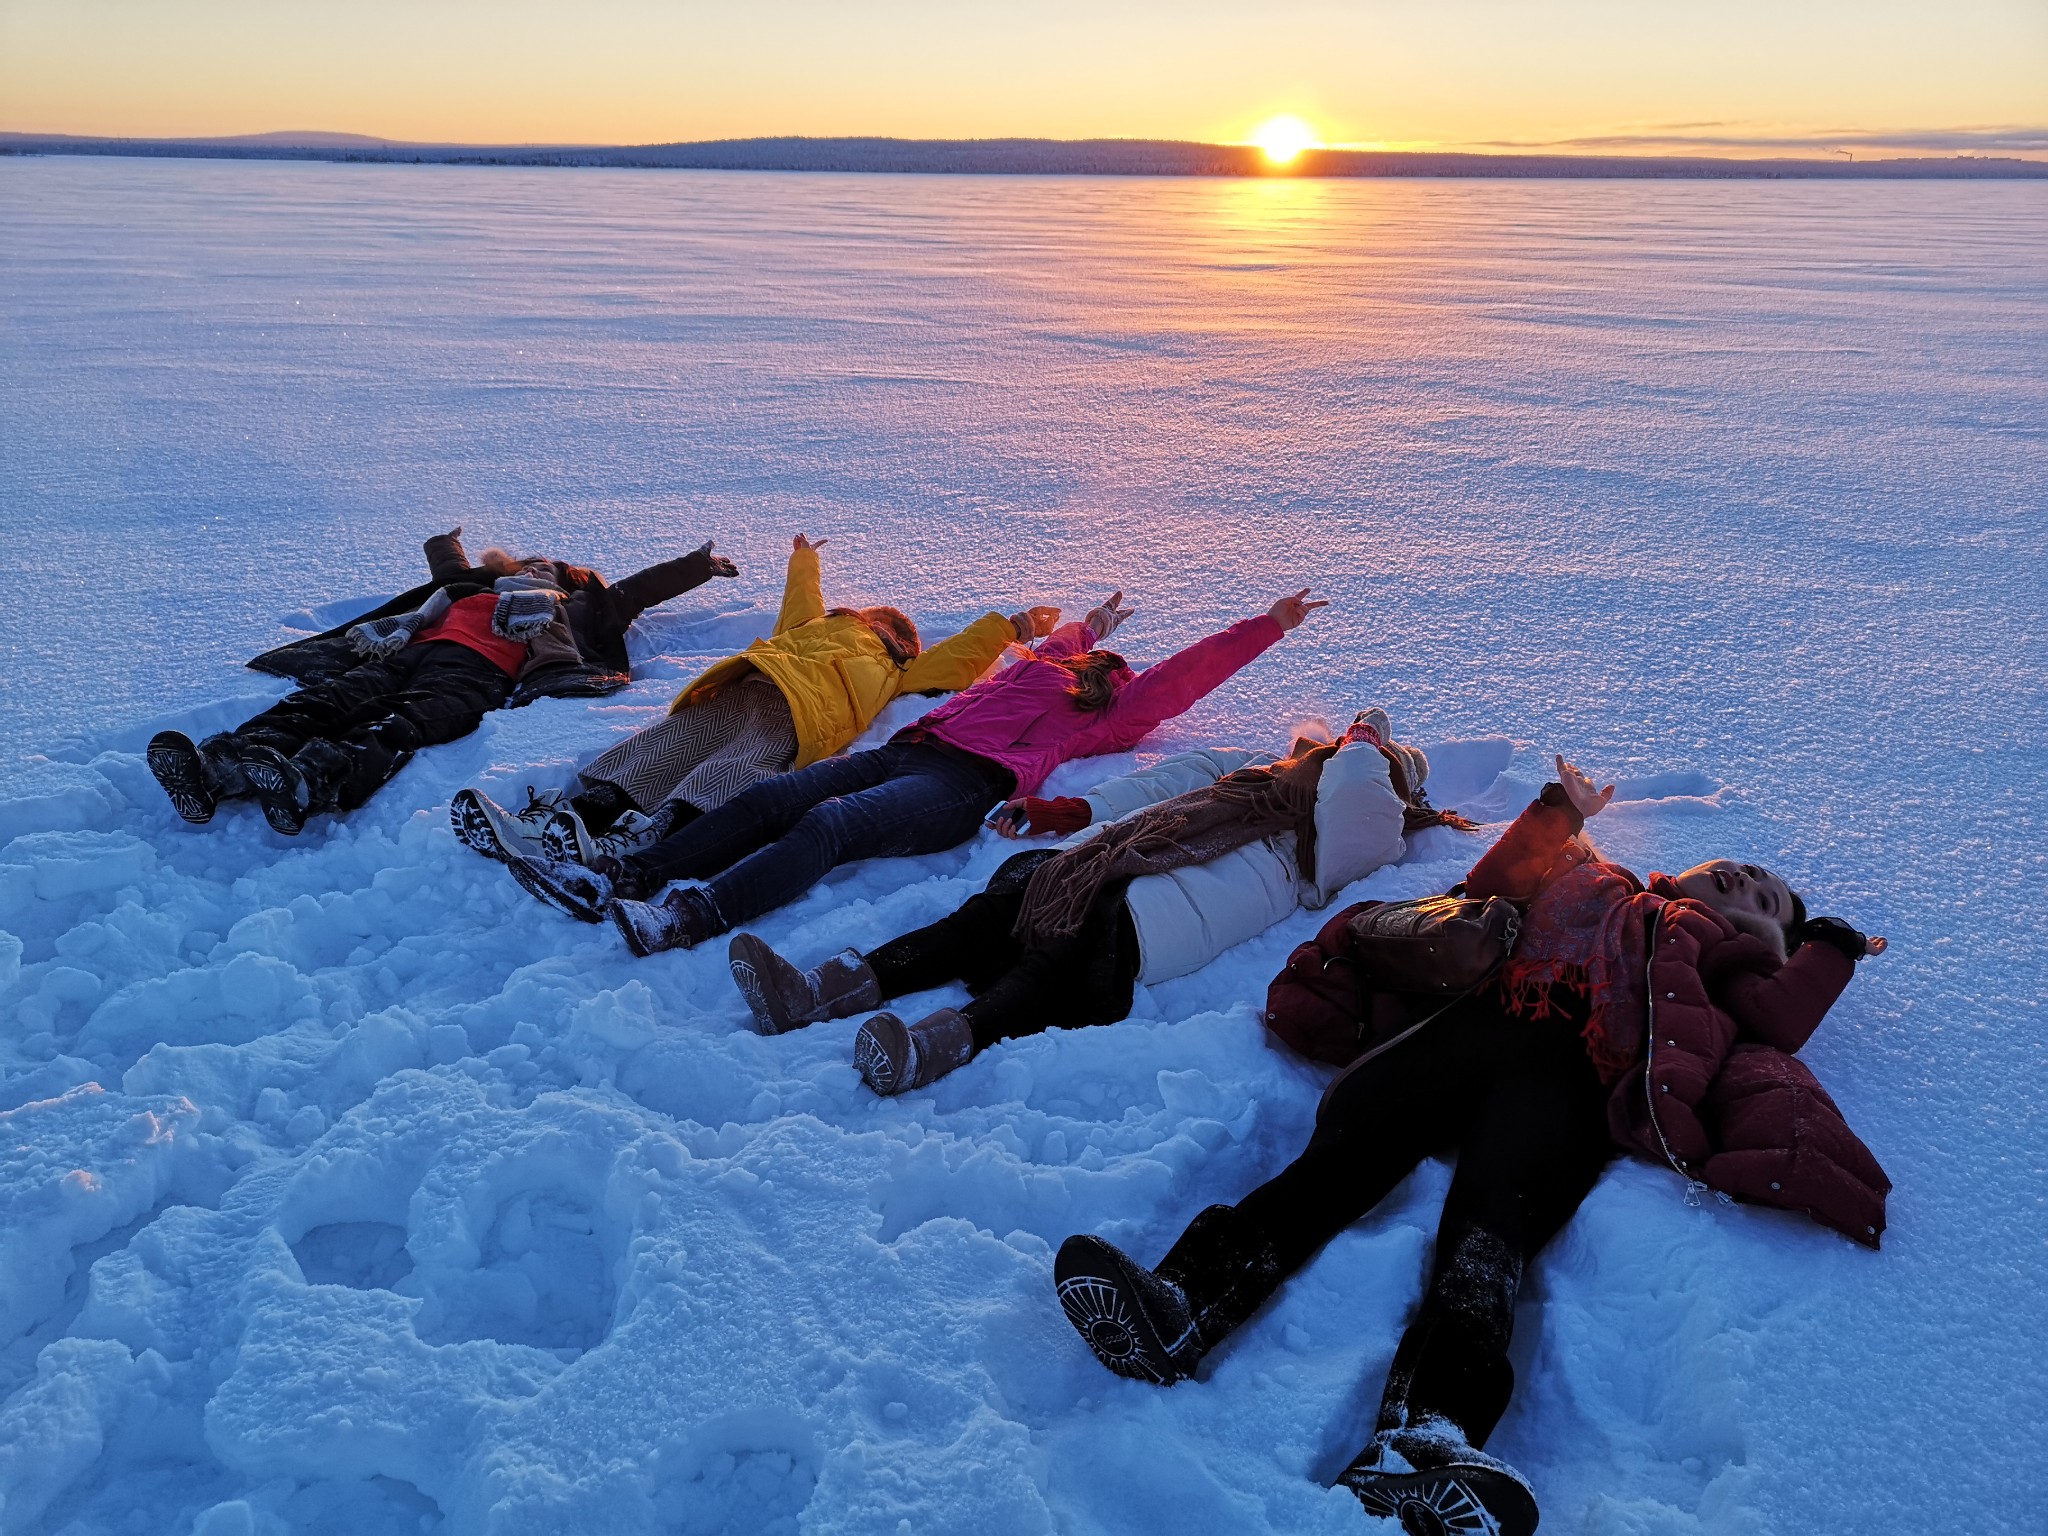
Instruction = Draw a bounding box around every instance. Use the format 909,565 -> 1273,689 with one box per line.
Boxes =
694,539 -> 740,580
1795,915 -> 1869,961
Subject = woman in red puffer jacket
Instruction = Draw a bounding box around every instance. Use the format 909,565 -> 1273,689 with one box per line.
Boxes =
1052,757 -> 1888,1536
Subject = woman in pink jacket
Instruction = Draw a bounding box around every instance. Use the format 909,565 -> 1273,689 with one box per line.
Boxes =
509,589 -> 1328,954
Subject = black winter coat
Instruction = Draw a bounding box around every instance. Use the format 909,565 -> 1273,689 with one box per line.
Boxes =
248,531 -> 657,706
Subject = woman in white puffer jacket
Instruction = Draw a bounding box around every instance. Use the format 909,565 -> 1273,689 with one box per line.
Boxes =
724,710 -> 1471,1094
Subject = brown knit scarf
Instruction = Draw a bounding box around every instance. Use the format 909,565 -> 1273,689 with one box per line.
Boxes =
1012,746 -> 1335,946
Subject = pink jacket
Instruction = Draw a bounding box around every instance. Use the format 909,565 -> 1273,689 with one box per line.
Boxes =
911,615 -> 1285,796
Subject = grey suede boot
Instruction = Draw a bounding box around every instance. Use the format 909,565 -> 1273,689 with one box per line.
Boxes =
728,934 -> 881,1035
853,1007 -> 975,1095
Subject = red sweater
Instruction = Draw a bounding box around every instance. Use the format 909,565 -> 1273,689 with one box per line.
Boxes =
412,593 -> 526,677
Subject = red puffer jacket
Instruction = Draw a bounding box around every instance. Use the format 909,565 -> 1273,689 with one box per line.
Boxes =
1270,786 -> 1891,1246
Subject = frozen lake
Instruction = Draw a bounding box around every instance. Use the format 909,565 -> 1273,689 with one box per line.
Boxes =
1,159 -> 2044,1534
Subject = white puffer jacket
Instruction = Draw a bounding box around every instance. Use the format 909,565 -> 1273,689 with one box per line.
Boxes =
1062,739 -> 1408,986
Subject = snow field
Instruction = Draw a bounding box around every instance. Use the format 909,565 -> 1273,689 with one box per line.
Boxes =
1,160 -> 2044,1534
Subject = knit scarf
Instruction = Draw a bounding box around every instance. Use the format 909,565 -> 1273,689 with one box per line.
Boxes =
1012,746 -> 1333,947
1498,860 -> 1664,1083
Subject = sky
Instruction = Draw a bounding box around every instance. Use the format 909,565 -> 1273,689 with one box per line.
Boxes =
3,0 -> 2045,159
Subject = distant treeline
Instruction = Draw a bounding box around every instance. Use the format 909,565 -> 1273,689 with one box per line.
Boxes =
5,132 -> 2045,179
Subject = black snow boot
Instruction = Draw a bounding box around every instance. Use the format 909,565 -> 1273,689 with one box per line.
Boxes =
852,1007 -> 975,1095
1054,1204 -> 1282,1386
729,934 -> 881,1035
240,739 -> 353,836
148,730 -> 235,824
1335,1419 -> 1538,1536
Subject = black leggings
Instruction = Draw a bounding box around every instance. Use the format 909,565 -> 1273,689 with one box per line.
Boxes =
867,850 -> 1142,1054
1234,995 -> 1614,1446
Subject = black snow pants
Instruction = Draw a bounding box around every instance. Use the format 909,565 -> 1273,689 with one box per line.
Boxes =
1232,993 -> 1615,1448
230,640 -> 514,809
867,849 -> 1143,1055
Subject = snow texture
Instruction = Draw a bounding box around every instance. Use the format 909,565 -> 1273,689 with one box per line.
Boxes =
1,159 -> 2044,1534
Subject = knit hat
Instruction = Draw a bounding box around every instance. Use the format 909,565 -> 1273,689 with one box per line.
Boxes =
1344,707 -> 1428,802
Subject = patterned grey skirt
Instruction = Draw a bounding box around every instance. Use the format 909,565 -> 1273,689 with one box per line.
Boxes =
580,674 -> 800,813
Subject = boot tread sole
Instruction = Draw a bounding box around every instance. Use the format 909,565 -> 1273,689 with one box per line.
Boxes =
1053,1235 -> 1192,1387
147,733 -> 216,824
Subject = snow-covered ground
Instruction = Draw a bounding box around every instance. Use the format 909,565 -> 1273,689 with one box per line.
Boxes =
1,159 -> 2043,1535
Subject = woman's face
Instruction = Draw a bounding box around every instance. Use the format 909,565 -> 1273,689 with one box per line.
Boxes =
1675,859 -> 1795,947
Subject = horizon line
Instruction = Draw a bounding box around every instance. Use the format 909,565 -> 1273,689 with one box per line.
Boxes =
5,130 -> 2045,179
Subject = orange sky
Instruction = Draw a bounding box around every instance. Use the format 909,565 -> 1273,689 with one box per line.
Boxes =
4,0 -> 2045,159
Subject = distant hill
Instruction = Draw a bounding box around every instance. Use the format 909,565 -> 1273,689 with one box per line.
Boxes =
3,131 -> 2043,179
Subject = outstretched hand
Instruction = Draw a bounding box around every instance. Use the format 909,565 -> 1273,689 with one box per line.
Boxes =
1010,606 -> 1062,642
1864,934 -> 1889,956
1554,755 -> 1616,819
793,533 -> 828,553
1268,589 -> 1329,632
694,539 -> 740,579
1084,591 -> 1134,642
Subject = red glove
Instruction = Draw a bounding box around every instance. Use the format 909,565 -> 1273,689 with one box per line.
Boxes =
991,796 -> 1092,837
1028,796 -> 1092,834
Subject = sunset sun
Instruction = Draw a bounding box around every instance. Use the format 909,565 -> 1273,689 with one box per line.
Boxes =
1249,114 -> 1320,166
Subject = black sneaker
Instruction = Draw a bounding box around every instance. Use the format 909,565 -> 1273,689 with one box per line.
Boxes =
147,731 -> 217,824
1053,1234 -> 1202,1386
238,745 -> 310,836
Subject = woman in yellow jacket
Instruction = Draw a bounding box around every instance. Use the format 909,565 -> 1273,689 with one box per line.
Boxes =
453,535 -> 1055,863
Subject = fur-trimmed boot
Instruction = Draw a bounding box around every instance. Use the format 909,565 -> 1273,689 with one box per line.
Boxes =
728,934 -> 881,1035
1335,1419 -> 1538,1536
852,1007 -> 975,1095
608,884 -> 722,956
147,730 -> 250,824
240,739 -> 352,836
1053,1204 -> 1282,1386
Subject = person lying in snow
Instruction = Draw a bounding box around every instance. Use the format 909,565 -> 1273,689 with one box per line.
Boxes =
449,533 -> 1054,869
724,709 -> 1476,1095
146,526 -> 736,835
506,589 -> 1330,954
1051,756 -> 1891,1536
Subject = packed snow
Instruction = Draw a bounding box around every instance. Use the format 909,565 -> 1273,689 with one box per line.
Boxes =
1,159 -> 2043,1535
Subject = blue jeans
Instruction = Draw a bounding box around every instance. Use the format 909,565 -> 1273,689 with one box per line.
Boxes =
622,740 -> 1014,929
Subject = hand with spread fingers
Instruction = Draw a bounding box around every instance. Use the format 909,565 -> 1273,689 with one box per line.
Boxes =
1554,754 -> 1616,819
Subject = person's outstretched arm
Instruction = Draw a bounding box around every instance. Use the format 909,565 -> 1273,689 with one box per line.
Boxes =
1062,590 -> 1324,760
1465,757 -> 1610,902
897,610 -> 1038,695
775,534 -> 828,634
1719,918 -> 1883,1053
423,526 -> 472,585
606,540 -> 740,627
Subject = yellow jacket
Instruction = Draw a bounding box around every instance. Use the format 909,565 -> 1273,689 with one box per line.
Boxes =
671,544 -> 1018,769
